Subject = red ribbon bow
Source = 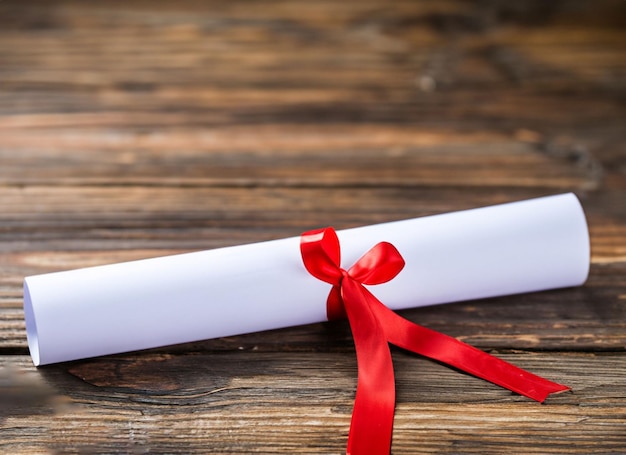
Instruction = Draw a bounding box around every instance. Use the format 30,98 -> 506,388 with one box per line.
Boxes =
301,227 -> 569,455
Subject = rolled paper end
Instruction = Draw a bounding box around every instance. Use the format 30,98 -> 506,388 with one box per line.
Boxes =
23,279 -> 41,366
571,193 -> 591,286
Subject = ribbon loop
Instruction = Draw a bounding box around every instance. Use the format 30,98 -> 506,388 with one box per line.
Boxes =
300,227 -> 570,455
348,242 -> 404,285
300,227 -> 342,285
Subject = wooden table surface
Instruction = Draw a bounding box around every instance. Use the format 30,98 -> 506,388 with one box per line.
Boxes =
1,1 -> 624,453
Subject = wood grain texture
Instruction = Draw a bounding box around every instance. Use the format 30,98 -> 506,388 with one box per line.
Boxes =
1,353 -> 625,454
0,0 -> 624,453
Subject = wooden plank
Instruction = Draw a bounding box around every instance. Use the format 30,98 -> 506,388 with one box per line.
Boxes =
1,352 -> 624,453
0,186 -> 622,233
1,1 -> 623,87
0,127 -> 601,189
0,186 -> 621,263
0,1 -> 623,134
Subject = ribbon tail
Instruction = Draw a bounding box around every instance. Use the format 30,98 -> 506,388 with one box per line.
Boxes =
366,296 -> 569,403
341,278 -> 396,455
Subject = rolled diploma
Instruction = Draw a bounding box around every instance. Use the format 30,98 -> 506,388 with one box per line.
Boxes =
24,193 -> 589,366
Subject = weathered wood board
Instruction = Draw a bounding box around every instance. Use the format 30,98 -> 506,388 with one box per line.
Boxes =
0,0 -> 624,453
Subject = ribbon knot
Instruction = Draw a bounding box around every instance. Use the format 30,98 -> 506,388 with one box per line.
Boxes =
302,227 -> 405,321
300,227 -> 570,455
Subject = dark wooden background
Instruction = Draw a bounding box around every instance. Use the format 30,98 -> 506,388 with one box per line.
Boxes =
1,1 -> 624,453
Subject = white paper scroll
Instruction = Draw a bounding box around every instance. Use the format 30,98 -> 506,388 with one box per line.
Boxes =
24,193 -> 590,366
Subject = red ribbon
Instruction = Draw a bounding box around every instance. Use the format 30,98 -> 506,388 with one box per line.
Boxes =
300,227 -> 570,455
